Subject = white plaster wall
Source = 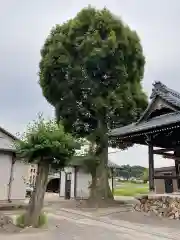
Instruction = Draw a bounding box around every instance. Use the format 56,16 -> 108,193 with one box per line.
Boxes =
76,169 -> 91,199
60,167 -> 113,199
0,130 -> 29,200
60,167 -> 74,198
109,179 -> 113,190
0,153 -> 11,200
76,171 -> 113,198
11,161 -> 28,200
71,168 -> 75,198
60,171 -> 65,197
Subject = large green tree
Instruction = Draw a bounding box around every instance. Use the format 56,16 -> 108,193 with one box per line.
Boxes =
39,6 -> 148,201
15,115 -> 78,227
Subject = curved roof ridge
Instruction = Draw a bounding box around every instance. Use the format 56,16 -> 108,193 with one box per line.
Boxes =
151,81 -> 180,100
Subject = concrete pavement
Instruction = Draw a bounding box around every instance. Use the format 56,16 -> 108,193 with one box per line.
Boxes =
2,208 -> 180,240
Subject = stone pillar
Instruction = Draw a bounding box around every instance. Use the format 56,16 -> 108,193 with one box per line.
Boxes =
175,160 -> 180,191
148,140 -> 155,192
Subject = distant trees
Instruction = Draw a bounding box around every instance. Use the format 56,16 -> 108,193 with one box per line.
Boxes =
116,165 -> 146,180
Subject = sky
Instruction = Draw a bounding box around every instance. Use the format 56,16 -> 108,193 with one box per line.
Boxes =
0,0 -> 179,168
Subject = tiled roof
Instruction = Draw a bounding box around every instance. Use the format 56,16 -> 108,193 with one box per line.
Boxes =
0,126 -> 18,141
108,160 -> 121,169
109,82 -> 180,137
155,166 -> 175,173
70,157 -> 121,169
150,81 -> 180,108
109,112 -> 180,137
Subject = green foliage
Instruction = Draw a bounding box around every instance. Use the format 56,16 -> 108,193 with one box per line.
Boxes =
15,114 -> 79,168
16,213 -> 25,228
38,212 -> 48,227
39,6 -> 148,144
16,212 -> 47,228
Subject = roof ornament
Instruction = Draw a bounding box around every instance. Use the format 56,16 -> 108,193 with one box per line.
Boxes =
150,81 -> 168,99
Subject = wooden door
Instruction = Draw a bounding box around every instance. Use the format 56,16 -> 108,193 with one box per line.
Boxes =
65,173 -> 71,199
164,178 -> 173,193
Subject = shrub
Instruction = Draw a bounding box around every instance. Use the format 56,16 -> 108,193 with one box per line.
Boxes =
16,213 -> 25,228
16,212 -> 48,228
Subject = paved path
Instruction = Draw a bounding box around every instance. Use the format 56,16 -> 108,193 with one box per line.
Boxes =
2,208 -> 180,240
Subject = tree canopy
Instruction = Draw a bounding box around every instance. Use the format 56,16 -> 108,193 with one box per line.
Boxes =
16,115 -> 78,168
39,6 -> 148,140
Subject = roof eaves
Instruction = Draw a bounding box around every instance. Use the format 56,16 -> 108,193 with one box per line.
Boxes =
108,112 -> 180,137
0,127 -> 19,141
155,166 -> 175,172
108,160 -> 121,169
69,158 -> 121,169
137,96 -> 156,123
108,123 -> 135,137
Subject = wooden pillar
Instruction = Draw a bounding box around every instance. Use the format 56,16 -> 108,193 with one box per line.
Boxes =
111,168 -> 114,195
175,160 -> 180,191
148,140 -> 155,192
59,171 -> 61,197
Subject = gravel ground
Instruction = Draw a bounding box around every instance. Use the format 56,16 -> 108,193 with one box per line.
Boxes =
3,212 -> 180,240
108,210 -> 180,229
44,196 -> 180,230
2,195 -> 180,239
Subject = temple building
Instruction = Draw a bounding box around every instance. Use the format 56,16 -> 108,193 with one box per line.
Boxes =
109,81 -> 180,194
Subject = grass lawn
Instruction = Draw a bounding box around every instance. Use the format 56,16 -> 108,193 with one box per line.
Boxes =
114,182 -> 149,196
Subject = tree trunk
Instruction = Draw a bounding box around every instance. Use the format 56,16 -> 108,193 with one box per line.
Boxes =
89,118 -> 114,202
24,162 -> 49,227
89,174 -> 97,199
90,173 -> 113,199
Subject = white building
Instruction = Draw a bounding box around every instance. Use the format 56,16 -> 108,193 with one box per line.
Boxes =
0,126 -> 28,201
59,161 -> 120,199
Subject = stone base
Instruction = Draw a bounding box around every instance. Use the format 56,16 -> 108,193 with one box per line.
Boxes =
134,194 -> 180,220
